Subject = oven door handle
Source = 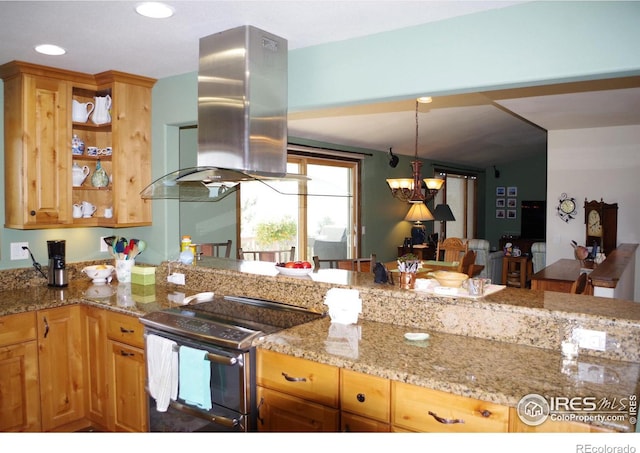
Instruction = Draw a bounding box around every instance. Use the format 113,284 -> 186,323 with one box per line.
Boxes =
205,352 -> 237,366
167,343 -> 238,366
169,400 -> 241,429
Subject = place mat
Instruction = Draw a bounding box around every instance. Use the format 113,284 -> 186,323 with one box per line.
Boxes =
413,279 -> 506,300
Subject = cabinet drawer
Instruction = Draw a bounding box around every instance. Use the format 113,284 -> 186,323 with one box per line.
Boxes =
341,369 -> 390,422
0,311 -> 37,347
257,349 -> 339,408
392,382 -> 509,432
106,311 -> 144,348
341,412 -> 390,432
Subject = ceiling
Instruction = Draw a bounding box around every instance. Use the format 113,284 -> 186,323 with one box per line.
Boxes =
2,1 -> 639,168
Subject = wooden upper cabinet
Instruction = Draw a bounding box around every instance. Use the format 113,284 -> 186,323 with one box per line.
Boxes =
0,61 -> 156,229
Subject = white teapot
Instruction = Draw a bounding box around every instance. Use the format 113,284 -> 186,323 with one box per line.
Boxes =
72,162 -> 90,187
92,95 -> 111,125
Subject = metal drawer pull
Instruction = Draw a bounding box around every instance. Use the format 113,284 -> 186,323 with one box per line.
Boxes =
120,326 -> 135,334
120,350 -> 135,357
43,316 -> 50,338
169,345 -> 237,366
480,409 -> 492,418
282,372 -> 307,382
357,393 -> 366,403
428,411 -> 465,425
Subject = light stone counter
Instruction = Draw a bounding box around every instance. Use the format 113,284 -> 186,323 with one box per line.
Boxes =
1,259 -> 638,432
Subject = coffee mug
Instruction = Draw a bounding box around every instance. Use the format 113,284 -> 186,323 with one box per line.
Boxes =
81,201 -> 97,218
86,146 -> 98,156
104,207 -> 113,219
72,203 -> 83,219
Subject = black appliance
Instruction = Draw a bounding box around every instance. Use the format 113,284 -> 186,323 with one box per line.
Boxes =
139,295 -> 323,432
520,200 -> 546,240
47,240 -> 68,287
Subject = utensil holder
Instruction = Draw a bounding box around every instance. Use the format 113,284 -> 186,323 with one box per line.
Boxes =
399,272 -> 416,290
115,259 -> 135,283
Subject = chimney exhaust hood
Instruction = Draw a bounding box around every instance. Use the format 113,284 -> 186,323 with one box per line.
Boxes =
141,25 -> 325,202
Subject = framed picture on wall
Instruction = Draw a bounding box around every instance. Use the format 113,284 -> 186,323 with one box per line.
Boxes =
496,209 -> 505,219
507,186 -> 518,197
496,198 -> 505,208
507,209 -> 517,219
507,198 -> 517,208
496,186 -> 506,197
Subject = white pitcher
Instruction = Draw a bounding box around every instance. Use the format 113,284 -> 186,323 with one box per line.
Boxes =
92,95 -> 112,125
72,100 -> 94,123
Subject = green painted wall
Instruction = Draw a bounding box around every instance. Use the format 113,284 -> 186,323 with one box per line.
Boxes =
0,1 -> 637,269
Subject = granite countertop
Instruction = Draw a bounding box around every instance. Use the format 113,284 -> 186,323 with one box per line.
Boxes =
257,317 -> 639,433
1,262 -> 638,432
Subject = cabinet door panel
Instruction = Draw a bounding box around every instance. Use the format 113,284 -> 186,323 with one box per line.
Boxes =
0,341 -> 41,431
257,386 -> 339,432
108,340 -> 147,432
82,306 -> 109,428
37,305 -> 85,431
341,369 -> 390,422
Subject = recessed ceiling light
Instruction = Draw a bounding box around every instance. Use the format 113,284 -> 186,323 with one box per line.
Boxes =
417,96 -> 433,104
35,44 -> 66,56
136,2 -> 175,19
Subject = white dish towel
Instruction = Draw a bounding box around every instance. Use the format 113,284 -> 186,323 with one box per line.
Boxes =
146,334 -> 179,412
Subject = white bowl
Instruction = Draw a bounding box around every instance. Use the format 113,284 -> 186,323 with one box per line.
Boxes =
274,266 -> 313,276
195,292 -> 214,301
82,264 -> 115,283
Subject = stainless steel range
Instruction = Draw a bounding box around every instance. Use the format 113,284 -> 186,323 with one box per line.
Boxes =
139,295 -> 323,432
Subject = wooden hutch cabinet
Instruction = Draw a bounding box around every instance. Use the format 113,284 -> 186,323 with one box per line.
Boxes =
0,61 -> 155,229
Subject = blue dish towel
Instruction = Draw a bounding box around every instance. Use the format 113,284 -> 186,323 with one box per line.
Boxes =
178,345 -> 212,410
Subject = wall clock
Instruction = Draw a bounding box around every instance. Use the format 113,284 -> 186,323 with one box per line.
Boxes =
557,193 -> 577,222
584,198 -> 618,255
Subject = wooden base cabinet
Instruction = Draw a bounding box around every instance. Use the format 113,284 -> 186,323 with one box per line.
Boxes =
0,312 -> 40,432
340,369 -> 390,432
37,305 -> 87,431
392,381 -> 510,432
508,408 -> 615,433
105,310 -> 147,432
256,349 -> 339,432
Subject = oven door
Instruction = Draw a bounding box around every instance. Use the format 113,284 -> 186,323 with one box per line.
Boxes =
144,328 -> 256,432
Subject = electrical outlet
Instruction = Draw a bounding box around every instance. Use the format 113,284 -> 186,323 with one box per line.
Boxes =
574,328 -> 607,351
167,273 -> 185,285
10,242 -> 29,260
99,236 -> 110,252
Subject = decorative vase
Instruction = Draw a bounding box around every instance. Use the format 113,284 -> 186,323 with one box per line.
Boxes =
91,159 -> 109,188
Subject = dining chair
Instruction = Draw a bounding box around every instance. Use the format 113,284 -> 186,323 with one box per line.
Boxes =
457,250 -> 477,277
570,272 -> 589,295
200,239 -> 232,258
435,238 -> 468,262
237,246 -> 295,263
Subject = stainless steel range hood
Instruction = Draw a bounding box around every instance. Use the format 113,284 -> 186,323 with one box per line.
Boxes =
141,25 -> 310,201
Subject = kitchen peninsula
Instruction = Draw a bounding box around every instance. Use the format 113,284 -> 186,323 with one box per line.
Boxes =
0,258 -> 638,433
